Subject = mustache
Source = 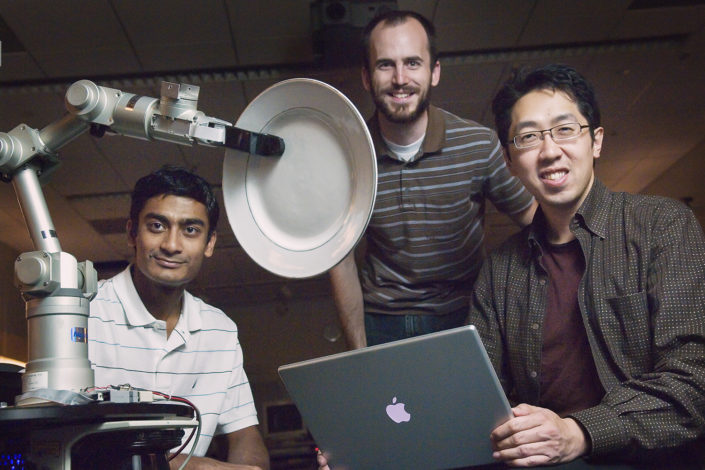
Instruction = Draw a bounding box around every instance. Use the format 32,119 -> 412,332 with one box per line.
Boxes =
382,84 -> 419,93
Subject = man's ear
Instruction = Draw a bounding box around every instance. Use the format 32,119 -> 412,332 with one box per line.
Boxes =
361,67 -> 371,92
431,60 -> 441,87
204,231 -> 217,258
502,146 -> 514,172
592,127 -> 604,160
126,219 -> 136,248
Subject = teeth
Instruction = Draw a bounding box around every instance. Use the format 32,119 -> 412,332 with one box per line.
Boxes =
393,93 -> 409,98
544,171 -> 566,180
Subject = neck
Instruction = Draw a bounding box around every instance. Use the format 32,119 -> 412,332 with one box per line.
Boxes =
542,174 -> 596,244
131,266 -> 184,336
378,109 -> 428,145
541,207 -> 577,244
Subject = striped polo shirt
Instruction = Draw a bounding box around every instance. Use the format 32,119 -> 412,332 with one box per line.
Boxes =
88,266 -> 259,456
360,105 -> 534,316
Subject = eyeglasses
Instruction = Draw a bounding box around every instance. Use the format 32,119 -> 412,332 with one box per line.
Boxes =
512,123 -> 590,149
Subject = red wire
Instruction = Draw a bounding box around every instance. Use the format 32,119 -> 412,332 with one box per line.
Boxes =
150,391 -> 201,461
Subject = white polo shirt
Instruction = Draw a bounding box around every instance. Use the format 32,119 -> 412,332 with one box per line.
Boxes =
88,266 -> 259,456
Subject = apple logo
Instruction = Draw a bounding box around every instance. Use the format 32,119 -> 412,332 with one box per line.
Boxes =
385,396 -> 411,423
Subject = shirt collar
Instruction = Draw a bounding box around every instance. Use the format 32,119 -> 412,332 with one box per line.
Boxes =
574,178 -> 609,240
112,265 -> 202,332
369,105 -> 446,162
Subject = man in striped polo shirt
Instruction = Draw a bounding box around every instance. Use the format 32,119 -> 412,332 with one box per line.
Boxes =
329,10 -> 536,349
89,167 -> 269,469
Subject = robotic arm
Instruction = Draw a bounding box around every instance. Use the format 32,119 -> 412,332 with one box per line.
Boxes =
0,79 -> 284,179
0,80 -> 284,403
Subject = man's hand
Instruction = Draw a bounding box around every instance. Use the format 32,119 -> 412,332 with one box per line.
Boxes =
490,404 -> 588,467
316,449 -> 330,470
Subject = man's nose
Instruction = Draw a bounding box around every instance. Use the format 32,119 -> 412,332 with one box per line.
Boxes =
392,66 -> 407,85
538,131 -> 562,158
160,230 -> 182,253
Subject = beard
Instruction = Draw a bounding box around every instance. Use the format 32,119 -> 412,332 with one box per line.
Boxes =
372,84 -> 432,124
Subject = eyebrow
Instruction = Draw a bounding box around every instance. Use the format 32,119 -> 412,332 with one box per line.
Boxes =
181,218 -> 207,228
513,113 -> 580,133
144,213 -> 207,228
374,55 -> 424,67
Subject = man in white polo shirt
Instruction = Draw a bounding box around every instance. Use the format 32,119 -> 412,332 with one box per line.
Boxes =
88,166 -> 269,469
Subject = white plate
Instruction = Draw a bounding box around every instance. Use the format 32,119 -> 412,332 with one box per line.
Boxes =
223,78 -> 377,278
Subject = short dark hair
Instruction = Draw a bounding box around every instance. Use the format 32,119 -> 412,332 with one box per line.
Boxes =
129,166 -> 219,239
492,64 -> 601,149
361,10 -> 437,71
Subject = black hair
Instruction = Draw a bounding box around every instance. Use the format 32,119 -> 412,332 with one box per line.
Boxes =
129,165 -> 219,240
361,10 -> 437,71
492,64 -> 601,150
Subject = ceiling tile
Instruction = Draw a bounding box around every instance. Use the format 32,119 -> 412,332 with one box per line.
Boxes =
66,192 -> 131,222
0,0 -> 141,77
96,138 -> 190,189
0,52 -> 44,82
616,5 -> 705,39
113,0 -> 237,71
194,79 -> 249,124
0,89 -> 65,134
49,136 -> 129,196
433,0 -> 533,52
519,0 -> 631,47
228,0 -> 315,65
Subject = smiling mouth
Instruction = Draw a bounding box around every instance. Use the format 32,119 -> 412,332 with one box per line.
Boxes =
387,87 -> 416,101
542,170 -> 567,181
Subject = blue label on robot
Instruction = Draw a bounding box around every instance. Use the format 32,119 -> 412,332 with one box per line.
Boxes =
71,327 -> 87,343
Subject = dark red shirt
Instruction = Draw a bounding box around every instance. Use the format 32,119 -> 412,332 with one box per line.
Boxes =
539,239 -> 603,416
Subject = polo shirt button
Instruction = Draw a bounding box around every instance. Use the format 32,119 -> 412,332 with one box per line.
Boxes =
530,371 -> 538,379
539,279 -> 546,285
531,323 -> 539,330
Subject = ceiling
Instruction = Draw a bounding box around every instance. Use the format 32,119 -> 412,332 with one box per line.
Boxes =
1,0 -> 705,387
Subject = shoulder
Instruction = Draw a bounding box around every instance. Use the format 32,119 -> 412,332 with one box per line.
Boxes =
91,277 -> 120,311
184,291 -> 238,331
433,108 -> 501,158
612,191 -> 696,228
619,191 -> 689,210
483,228 -> 533,275
437,107 -> 494,135
93,267 -> 132,303
586,186 -> 705,256
96,276 -> 115,295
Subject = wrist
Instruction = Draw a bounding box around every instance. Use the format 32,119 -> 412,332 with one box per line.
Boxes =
565,417 -> 589,458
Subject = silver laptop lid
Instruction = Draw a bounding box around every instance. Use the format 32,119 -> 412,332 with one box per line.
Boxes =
278,325 -> 512,470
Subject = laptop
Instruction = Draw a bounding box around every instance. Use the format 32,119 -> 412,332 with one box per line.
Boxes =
278,325 -> 512,470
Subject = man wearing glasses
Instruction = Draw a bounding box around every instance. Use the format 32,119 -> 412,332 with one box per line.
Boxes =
468,64 -> 705,467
